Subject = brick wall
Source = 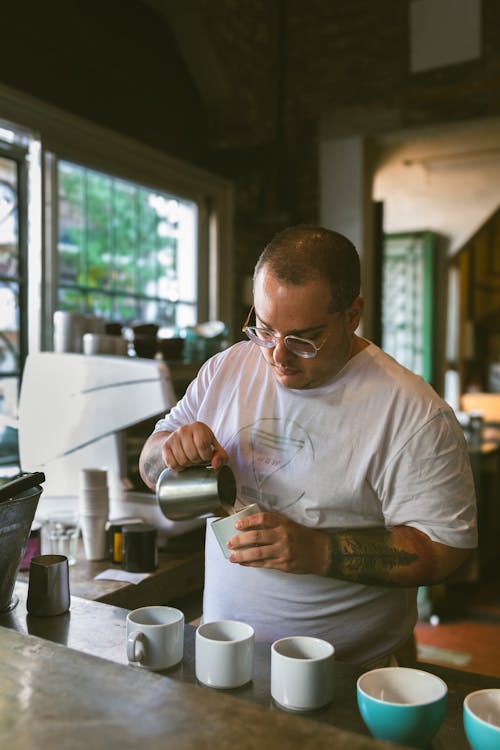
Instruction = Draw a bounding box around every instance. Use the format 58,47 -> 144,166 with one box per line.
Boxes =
1,0 -> 499,330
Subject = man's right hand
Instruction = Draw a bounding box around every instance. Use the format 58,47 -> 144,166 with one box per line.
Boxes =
162,422 -> 228,472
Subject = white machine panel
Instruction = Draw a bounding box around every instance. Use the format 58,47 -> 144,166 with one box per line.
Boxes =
18,352 -> 201,536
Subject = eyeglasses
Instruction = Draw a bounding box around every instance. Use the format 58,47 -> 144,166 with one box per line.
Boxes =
242,306 -> 329,359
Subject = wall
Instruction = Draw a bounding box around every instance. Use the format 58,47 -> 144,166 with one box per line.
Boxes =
1,0 -> 500,346
0,0 -> 207,165
373,118 -> 500,255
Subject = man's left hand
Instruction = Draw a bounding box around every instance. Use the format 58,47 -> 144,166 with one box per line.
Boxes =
227,510 -> 330,575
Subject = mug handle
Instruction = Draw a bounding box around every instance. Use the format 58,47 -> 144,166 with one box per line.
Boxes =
127,631 -> 146,663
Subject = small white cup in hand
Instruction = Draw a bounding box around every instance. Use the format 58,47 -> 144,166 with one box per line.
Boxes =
210,503 -> 260,558
195,620 -> 255,688
271,636 -> 335,712
126,606 -> 184,671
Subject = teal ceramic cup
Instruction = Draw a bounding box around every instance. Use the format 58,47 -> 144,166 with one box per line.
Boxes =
357,666 -> 448,748
463,688 -> 500,750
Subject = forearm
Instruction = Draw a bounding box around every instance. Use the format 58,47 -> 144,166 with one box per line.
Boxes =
324,525 -> 471,587
139,431 -> 171,489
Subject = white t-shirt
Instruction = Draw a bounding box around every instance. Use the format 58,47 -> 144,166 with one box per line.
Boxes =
155,340 -> 477,664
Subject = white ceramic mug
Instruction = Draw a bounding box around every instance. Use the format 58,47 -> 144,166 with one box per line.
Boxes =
126,605 -> 184,671
210,503 -> 260,558
271,635 -> 335,711
195,620 -> 255,688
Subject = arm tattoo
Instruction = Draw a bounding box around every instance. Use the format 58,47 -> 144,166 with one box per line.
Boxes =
326,528 -> 419,585
142,442 -> 168,487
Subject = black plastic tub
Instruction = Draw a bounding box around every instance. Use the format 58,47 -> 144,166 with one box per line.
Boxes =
0,485 -> 43,613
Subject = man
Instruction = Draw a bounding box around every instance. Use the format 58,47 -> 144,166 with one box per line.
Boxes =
140,225 -> 477,667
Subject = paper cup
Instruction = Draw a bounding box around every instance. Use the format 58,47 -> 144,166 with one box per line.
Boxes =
80,514 -> 108,560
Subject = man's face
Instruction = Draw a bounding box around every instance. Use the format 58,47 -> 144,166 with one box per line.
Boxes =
252,268 -> 363,389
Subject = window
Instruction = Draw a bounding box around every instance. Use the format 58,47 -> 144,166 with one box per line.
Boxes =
0,133 -> 29,467
0,85 -> 234,470
57,161 -> 198,329
381,231 -> 436,383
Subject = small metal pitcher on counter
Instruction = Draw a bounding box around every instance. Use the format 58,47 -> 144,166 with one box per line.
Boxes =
156,465 -> 237,521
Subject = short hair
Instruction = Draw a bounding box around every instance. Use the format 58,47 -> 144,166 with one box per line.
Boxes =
254,225 -> 360,312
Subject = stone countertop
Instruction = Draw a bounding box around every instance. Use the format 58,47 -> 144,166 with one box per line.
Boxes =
2,581 -> 130,664
2,581 -> 500,749
0,626 -> 394,750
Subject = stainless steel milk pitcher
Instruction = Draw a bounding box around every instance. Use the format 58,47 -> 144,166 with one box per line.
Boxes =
156,465 -> 237,521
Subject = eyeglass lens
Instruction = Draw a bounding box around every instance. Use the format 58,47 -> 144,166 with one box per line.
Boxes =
244,327 -> 318,357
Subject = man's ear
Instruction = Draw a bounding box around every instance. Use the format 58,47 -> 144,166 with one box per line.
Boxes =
346,296 -> 364,331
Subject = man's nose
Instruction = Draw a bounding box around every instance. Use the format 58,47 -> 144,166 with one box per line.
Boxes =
272,337 -> 292,363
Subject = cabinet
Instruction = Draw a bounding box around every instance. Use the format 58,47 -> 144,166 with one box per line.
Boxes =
451,207 -> 500,392
469,443 -> 500,580
472,210 -> 500,321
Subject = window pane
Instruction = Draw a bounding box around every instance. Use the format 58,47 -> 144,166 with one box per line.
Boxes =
0,283 -> 19,373
112,180 -> 137,292
381,233 -> 434,381
0,159 -> 18,277
0,376 -> 19,467
58,163 -> 84,285
0,146 -> 25,471
57,161 -> 198,329
57,288 -> 84,312
112,295 -> 140,322
86,172 -> 112,289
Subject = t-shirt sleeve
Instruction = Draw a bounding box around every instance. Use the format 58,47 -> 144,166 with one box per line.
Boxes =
153,355 -> 218,434
377,408 -> 478,548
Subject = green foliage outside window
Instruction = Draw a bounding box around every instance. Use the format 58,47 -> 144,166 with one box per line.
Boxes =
57,162 -> 182,325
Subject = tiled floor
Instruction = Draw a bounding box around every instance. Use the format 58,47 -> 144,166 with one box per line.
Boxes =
415,581 -> 500,677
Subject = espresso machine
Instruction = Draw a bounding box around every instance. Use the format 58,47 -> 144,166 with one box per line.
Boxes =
18,352 -> 202,537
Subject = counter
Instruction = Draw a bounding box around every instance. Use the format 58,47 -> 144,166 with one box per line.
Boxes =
2,581 -> 499,749
17,527 -> 206,614
0,626 -> 388,750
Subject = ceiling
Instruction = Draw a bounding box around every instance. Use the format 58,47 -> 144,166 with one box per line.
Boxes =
373,116 -> 500,253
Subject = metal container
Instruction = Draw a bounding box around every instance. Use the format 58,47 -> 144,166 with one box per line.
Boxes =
0,484 -> 43,613
26,554 -> 70,617
156,465 -> 237,521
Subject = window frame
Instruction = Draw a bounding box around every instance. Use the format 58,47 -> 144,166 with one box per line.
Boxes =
0,82 -> 234,354
0,139 -> 29,378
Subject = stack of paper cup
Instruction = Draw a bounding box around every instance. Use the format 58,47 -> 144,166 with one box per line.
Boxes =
78,468 -> 110,560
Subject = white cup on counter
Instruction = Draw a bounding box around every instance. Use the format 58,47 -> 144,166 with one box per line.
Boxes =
127,606 -> 184,671
271,635 -> 335,712
195,620 -> 255,689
